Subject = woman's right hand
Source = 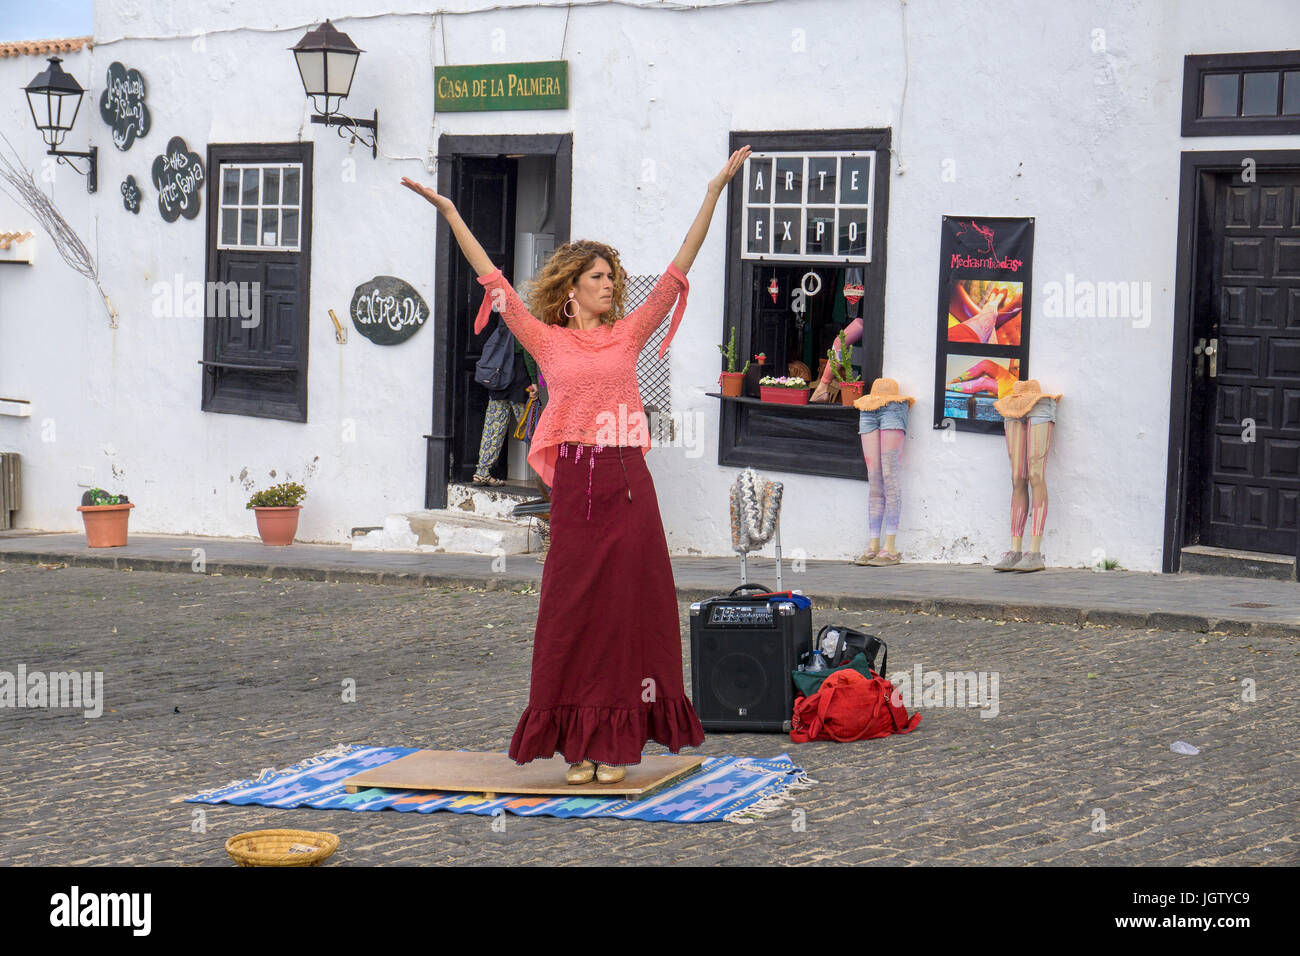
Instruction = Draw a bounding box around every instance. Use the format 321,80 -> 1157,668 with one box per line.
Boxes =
401,177 -> 453,215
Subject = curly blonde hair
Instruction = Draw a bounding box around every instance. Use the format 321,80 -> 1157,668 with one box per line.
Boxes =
525,240 -> 628,328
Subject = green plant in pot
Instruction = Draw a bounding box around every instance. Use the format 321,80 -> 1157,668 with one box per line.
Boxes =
246,481 -> 307,546
826,329 -> 864,405
77,487 -> 134,548
717,327 -> 750,397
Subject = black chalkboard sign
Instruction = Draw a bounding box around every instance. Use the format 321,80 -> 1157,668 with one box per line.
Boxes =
151,136 -> 204,222
350,276 -> 431,345
98,62 -> 151,151
121,175 -> 141,214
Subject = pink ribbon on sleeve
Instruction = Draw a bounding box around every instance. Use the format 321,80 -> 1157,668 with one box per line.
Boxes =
656,264 -> 690,360
474,267 -> 503,334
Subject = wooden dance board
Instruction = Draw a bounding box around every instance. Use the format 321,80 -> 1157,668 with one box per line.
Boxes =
342,750 -> 706,799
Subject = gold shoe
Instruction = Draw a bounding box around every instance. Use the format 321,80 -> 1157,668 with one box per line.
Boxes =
566,760 -> 595,784
595,763 -> 626,784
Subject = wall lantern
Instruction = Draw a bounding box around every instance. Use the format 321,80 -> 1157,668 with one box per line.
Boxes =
290,19 -> 379,159
23,56 -> 98,192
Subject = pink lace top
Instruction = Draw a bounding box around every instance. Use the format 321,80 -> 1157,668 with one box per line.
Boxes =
473,263 -> 690,489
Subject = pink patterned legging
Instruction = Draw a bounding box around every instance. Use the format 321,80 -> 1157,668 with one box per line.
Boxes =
1004,420 -> 1054,538
861,429 -> 905,538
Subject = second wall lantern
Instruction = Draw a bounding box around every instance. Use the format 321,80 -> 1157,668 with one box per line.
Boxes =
291,19 -> 379,159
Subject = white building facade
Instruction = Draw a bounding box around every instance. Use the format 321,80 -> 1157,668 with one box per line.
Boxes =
1,0 -> 1298,575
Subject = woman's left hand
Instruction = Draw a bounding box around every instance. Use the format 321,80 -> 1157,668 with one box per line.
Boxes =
709,145 -> 752,194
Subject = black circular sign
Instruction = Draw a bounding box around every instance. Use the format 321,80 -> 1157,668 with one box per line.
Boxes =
121,175 -> 141,214
98,61 -> 151,151
151,135 -> 204,222
350,276 -> 430,345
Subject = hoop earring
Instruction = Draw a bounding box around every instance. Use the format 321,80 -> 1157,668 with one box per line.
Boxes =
561,290 -> 579,320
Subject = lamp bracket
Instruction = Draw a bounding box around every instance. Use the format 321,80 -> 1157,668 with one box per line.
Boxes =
310,108 -> 378,159
46,145 -> 97,193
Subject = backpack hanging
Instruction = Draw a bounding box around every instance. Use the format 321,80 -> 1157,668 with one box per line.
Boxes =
474,319 -> 517,392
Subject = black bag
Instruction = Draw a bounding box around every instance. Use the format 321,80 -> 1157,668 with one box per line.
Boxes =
474,319 -> 517,392
804,624 -> 887,673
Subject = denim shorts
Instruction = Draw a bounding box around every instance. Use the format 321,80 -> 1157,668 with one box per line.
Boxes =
858,402 -> 909,433
1024,397 -> 1058,424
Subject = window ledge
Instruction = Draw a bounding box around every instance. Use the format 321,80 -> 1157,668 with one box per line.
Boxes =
705,391 -> 857,412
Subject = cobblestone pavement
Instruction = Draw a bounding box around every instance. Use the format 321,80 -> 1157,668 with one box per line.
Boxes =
1,560 -> 1295,866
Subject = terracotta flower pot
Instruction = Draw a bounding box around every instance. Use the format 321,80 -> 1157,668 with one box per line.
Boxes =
719,372 -> 744,397
838,381 -> 865,405
760,385 -> 812,405
77,503 -> 134,548
253,506 -> 302,546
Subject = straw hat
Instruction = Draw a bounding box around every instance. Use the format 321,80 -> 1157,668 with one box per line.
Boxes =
993,379 -> 1063,419
853,378 -> 916,411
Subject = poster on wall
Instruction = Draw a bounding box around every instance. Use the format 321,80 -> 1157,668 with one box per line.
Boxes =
151,136 -> 204,222
933,216 -> 1034,434
98,62 -> 151,151
350,276 -> 430,345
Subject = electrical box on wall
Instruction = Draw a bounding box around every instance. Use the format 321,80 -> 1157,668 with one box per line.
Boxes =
514,232 -> 555,286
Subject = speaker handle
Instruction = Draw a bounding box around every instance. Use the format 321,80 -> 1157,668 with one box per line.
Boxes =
729,583 -> 774,597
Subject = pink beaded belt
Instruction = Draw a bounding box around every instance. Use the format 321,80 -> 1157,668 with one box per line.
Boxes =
558,442 -> 633,520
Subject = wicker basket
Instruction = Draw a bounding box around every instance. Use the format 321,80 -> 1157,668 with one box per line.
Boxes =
225,829 -> 339,867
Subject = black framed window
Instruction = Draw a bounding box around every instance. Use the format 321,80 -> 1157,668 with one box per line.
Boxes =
1182,51 -> 1300,136
202,143 -> 313,422
716,128 -> 890,482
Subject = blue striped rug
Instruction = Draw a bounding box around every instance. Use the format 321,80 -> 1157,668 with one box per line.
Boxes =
185,745 -> 812,824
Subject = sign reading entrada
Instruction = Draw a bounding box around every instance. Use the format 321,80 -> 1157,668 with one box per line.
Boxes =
435,61 -> 568,111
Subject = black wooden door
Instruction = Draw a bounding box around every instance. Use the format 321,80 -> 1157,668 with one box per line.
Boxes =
203,146 -> 312,422
1191,170 -> 1300,553
449,156 -> 517,482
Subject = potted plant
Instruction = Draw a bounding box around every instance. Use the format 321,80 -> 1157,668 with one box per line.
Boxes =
77,488 -> 134,548
826,329 -> 864,406
759,375 -> 811,405
246,481 -> 307,546
717,327 -> 750,397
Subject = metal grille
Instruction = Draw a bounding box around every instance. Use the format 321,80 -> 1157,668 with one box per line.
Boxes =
625,273 -> 674,443
0,452 -> 20,530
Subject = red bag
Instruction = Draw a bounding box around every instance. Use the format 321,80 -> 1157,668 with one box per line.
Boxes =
790,668 -> 921,743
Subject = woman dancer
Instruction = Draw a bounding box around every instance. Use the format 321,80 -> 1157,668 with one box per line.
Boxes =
402,145 -> 750,784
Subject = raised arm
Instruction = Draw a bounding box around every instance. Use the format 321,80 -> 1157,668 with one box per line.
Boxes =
671,145 -> 751,276
625,147 -> 750,359
401,177 -> 555,360
403,177 -> 495,277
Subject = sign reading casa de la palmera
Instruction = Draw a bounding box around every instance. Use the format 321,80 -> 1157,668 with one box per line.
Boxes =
435,60 -> 568,112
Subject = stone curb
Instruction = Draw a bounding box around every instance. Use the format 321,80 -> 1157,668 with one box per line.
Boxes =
2,550 -> 1297,639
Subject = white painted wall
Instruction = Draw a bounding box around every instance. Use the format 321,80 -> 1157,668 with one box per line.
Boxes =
1,0 -> 1297,569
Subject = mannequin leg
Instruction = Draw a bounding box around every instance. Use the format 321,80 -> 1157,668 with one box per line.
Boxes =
1026,421 -> 1054,552
1004,419 -> 1030,550
861,429 -> 884,552
879,428 -> 906,556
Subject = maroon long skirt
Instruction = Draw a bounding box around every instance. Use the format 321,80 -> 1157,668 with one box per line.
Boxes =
508,441 -> 706,766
